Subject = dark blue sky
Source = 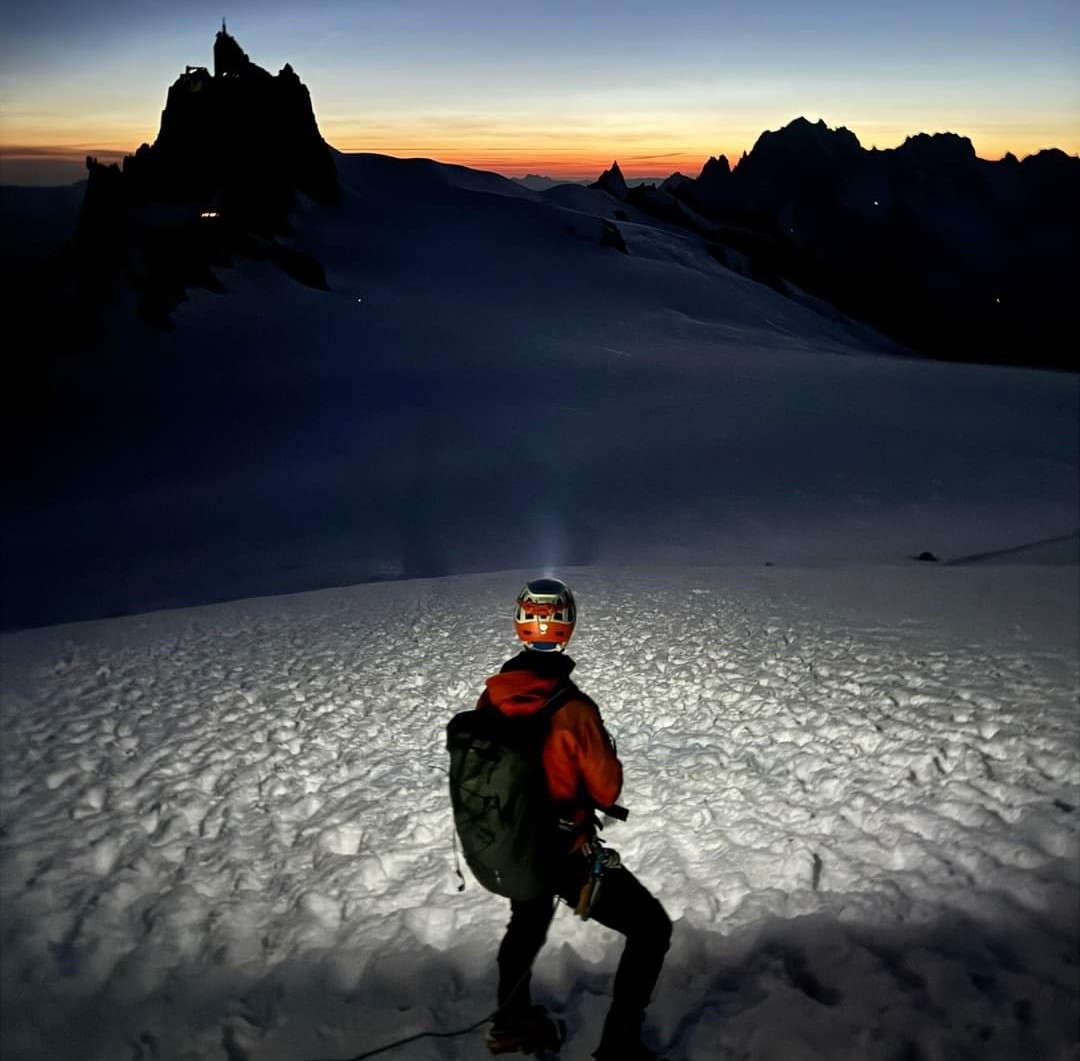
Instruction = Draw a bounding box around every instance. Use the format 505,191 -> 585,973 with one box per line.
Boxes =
2,0 -> 1078,182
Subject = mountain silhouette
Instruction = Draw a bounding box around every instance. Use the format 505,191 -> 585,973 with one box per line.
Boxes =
602,117 -> 1079,369
75,23 -> 338,329
3,40 -> 1078,372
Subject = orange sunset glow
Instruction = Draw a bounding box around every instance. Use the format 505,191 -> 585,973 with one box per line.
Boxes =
6,118 -> 1077,187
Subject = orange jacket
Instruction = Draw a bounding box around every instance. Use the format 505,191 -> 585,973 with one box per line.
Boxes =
479,665 -> 622,847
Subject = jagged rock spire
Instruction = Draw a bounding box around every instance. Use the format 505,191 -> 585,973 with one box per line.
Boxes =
590,160 -> 629,200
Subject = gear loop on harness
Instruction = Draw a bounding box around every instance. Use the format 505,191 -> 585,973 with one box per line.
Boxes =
574,837 -> 622,920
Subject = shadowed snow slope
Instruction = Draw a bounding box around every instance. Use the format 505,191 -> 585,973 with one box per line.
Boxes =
0,566 -> 1077,1060
2,152 -> 1077,628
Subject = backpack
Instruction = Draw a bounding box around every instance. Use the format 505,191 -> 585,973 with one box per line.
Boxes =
446,685 -> 573,900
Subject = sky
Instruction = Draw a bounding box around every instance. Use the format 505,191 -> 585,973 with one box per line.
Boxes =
1,0 -> 1078,184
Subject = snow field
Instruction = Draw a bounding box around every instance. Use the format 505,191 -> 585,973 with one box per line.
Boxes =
1,566 -> 1077,1060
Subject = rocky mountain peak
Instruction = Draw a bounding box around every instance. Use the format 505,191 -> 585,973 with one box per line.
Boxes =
590,160 -> 629,200
76,27 -> 338,329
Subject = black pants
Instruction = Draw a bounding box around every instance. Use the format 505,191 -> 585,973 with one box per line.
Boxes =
496,850 -> 672,1053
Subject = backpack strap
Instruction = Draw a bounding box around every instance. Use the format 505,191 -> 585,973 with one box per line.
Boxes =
531,683 -> 582,831
532,682 -> 575,726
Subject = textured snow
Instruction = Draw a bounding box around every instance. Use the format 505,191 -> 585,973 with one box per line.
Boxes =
2,566 -> 1077,1061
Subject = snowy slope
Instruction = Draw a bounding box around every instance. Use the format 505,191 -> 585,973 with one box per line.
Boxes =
3,152 -> 1077,628
1,566 -> 1077,1060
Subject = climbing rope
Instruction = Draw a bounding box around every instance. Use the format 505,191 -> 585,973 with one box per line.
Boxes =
297,909 -> 552,1061
299,1009 -> 495,1061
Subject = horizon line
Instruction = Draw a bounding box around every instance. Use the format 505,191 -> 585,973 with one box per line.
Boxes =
2,133 -> 1076,189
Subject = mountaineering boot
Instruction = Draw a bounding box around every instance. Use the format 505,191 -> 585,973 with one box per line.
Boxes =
487,1004 -> 566,1055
